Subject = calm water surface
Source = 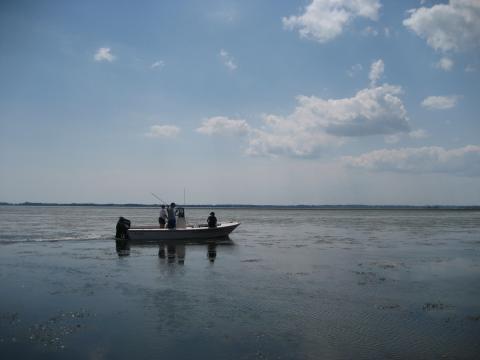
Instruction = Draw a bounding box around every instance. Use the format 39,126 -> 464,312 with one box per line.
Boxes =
0,206 -> 479,359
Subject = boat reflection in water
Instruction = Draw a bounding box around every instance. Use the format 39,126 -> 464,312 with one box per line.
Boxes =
116,237 -> 231,264
158,242 -> 187,264
159,240 -> 221,264
207,242 -> 217,263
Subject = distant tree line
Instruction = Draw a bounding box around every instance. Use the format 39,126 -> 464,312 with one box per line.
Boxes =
0,202 -> 478,210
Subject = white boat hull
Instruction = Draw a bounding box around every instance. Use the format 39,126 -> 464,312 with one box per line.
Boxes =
126,222 -> 240,241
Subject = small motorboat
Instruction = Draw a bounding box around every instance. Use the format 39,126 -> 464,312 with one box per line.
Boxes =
126,222 -> 240,241
115,208 -> 240,241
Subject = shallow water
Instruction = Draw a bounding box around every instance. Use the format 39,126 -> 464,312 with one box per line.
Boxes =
0,206 -> 479,359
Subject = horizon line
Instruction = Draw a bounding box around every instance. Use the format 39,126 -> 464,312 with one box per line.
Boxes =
1,202 -> 479,209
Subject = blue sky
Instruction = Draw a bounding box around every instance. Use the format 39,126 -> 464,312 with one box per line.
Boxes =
1,0 -> 479,205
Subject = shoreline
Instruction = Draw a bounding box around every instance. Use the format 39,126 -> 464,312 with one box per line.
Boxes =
1,203 -> 479,210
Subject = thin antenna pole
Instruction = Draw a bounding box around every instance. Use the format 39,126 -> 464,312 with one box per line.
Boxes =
183,188 -> 186,207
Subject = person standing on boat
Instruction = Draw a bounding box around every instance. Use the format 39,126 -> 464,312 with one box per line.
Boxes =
207,212 -> 217,228
167,202 -> 176,229
158,204 -> 167,229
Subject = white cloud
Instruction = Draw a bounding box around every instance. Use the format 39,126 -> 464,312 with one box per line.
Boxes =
197,116 -> 250,136
384,128 -> 428,144
282,0 -> 381,43
151,60 -> 165,69
204,61 -> 410,158
343,145 -> 480,176
403,0 -> 480,52
145,125 -> 180,138
435,57 -> 454,71
219,49 -> 237,71
421,95 -> 458,110
247,82 -> 410,157
246,121 -> 342,157
94,47 -> 115,62
369,59 -> 384,86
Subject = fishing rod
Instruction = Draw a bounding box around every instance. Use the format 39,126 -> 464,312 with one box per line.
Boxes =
150,192 -> 167,205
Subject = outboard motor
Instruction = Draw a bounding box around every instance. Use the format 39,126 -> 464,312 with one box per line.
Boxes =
116,217 -> 131,239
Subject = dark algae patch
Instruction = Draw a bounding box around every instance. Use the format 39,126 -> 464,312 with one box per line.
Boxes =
0,309 -> 94,351
423,303 -> 455,311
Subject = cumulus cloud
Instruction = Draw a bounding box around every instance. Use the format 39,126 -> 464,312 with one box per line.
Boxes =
219,49 -> 237,70
197,116 -> 250,136
369,59 -> 384,86
421,95 -> 458,110
145,125 -> 180,138
343,145 -> 480,176
94,47 -> 115,62
202,60 -> 410,158
282,0 -> 381,43
435,57 -> 454,71
403,0 -> 480,52
246,119 -> 342,157
247,83 -> 410,157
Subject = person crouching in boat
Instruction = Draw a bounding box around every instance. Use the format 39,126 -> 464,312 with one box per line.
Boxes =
158,204 -> 167,229
207,212 -> 217,228
116,217 -> 131,239
167,202 -> 176,229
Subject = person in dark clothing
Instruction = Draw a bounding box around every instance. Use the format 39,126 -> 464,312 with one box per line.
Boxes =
116,217 -> 131,239
207,212 -> 217,228
167,202 -> 176,229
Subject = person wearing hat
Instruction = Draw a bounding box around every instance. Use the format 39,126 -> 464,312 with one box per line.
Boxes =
207,211 -> 217,228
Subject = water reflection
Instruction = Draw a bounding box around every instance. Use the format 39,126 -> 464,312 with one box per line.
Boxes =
116,237 -> 232,265
158,243 -> 165,259
167,243 -> 176,264
207,242 -> 217,263
115,239 -> 130,257
177,243 -> 186,264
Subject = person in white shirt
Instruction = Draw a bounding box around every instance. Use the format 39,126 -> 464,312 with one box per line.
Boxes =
158,204 -> 167,228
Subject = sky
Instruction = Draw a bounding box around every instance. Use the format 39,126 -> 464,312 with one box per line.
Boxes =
0,0 -> 479,205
